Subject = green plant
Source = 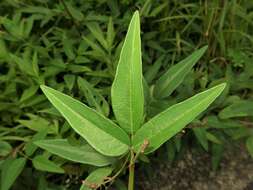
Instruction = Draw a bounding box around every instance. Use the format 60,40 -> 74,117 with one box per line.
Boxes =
1,1 -> 252,189
36,11 -> 226,190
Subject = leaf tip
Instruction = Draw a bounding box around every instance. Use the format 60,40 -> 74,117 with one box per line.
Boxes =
133,10 -> 140,17
202,45 -> 208,51
209,82 -> 227,97
198,45 -> 208,54
132,10 -> 140,24
217,82 -> 227,91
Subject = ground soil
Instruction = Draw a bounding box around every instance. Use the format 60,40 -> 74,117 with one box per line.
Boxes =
135,145 -> 253,190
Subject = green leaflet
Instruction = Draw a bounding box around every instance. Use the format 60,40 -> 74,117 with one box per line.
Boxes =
64,74 -> 75,90
78,77 -> 109,116
80,167 -> 112,190
193,128 -> 208,151
63,34 -> 75,60
24,130 -> 47,156
219,100 -> 253,119
144,55 -> 165,84
40,85 -> 130,157
246,136 -> 253,158
19,85 -> 39,103
18,114 -> 58,134
206,132 -> 222,144
153,46 -> 208,98
107,17 -> 115,51
166,141 -> 176,163
133,83 -> 226,154
10,54 -> 37,77
206,115 -> 243,129
211,143 -> 224,170
34,139 -> 114,167
1,158 -> 26,190
86,22 -> 108,50
0,141 -> 12,156
82,36 -> 107,59
32,155 -> 65,174
65,2 -> 84,22
0,39 -> 8,59
111,11 -> 144,134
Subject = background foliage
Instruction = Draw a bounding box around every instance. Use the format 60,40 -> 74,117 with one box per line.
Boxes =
0,0 -> 253,189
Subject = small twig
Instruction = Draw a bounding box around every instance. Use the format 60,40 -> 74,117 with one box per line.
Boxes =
82,181 -> 98,189
82,154 -> 130,189
102,154 -> 130,184
11,143 -> 25,158
239,120 -> 253,127
17,150 -> 33,161
133,139 -> 149,163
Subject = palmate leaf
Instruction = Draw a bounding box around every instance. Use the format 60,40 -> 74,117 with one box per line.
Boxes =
111,11 -> 144,134
35,139 -> 114,167
40,85 -> 130,157
133,83 -> 226,154
153,46 -> 208,99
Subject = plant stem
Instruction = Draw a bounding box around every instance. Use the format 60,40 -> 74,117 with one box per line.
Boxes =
128,150 -> 135,190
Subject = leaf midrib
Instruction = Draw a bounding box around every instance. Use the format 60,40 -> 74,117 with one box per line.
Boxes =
36,143 -> 111,166
37,142 -> 96,156
135,87 -> 218,147
129,16 -> 138,135
46,90 -> 127,148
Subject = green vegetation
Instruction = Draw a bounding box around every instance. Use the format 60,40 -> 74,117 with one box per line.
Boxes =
0,0 -> 252,189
